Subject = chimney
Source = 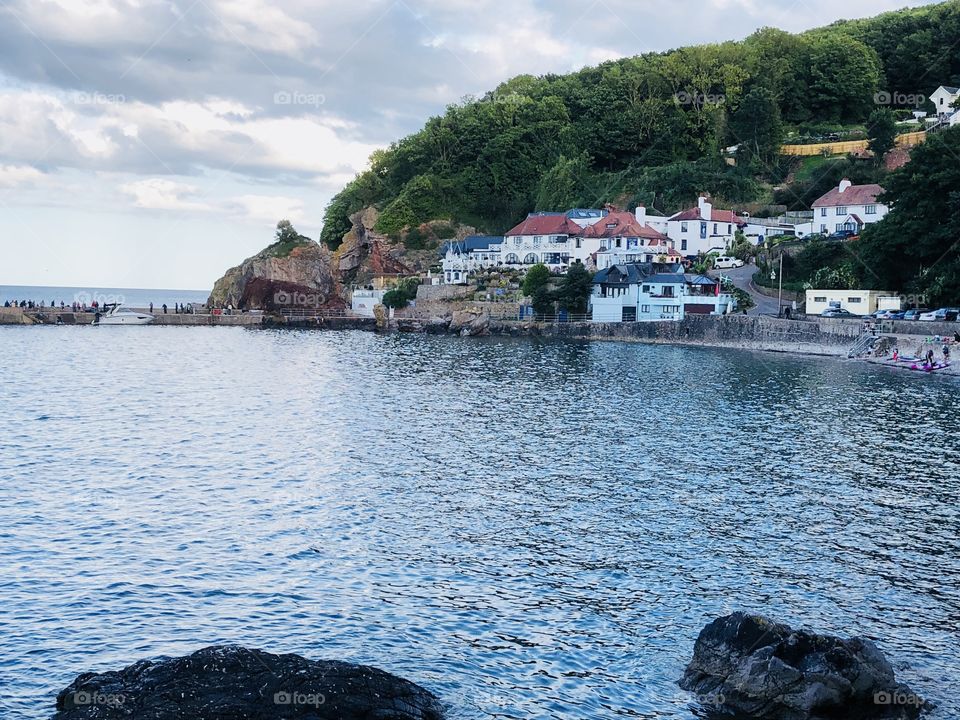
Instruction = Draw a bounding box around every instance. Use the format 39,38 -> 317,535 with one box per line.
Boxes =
839,178 -> 852,193
635,205 -> 647,225
698,193 -> 712,222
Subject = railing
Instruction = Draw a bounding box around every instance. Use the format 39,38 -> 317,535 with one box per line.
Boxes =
278,308 -> 357,318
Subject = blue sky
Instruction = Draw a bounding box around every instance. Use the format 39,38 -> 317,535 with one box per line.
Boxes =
0,0 -> 940,290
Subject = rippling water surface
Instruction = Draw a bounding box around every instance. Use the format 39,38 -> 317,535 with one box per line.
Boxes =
1,327 -> 958,719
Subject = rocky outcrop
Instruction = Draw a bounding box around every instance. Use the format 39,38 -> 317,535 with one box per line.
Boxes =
336,207 -> 413,282
52,645 -> 444,720
679,612 -> 928,719
448,310 -> 490,337
208,242 -> 344,311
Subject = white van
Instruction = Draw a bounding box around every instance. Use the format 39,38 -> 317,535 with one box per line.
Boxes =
714,256 -> 744,269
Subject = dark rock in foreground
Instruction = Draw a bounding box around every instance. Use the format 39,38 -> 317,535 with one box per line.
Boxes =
52,645 -> 444,720
680,612 -> 928,719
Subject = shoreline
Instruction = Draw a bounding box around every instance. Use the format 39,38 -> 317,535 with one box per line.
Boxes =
4,306 -> 956,377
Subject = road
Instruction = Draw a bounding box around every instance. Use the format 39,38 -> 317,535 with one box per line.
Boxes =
711,262 -> 781,316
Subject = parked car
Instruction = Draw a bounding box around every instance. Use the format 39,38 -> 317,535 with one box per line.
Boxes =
866,310 -> 889,319
902,308 -> 931,321
714,256 -> 745,269
883,310 -> 906,320
920,307 -> 960,322
821,307 -> 857,318
826,229 -> 858,241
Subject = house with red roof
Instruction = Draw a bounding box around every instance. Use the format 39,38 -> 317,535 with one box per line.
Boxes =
582,210 -> 681,269
811,179 -> 888,235
501,212 -> 589,271
666,195 -> 746,257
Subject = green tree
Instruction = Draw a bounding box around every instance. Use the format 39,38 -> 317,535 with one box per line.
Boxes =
866,108 -> 897,163
380,277 -> 422,309
853,127 -> 960,304
729,87 -> 783,169
522,263 -> 554,315
555,263 -> 594,314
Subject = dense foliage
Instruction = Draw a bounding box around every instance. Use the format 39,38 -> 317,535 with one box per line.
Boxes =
853,126 -> 960,305
319,2 -> 960,250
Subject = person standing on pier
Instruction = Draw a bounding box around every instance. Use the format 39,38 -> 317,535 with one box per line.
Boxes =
149,302 -> 154,313
162,303 -> 167,314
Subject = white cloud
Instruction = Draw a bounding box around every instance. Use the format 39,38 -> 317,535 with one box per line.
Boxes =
229,194 -> 305,223
120,178 -> 213,211
0,164 -> 44,188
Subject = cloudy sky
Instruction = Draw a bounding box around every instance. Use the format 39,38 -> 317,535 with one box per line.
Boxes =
0,0 -> 938,290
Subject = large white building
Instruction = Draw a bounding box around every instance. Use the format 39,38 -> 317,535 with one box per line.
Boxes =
590,263 -> 736,322
930,85 -> 960,126
666,195 -> 746,257
811,179 -> 888,235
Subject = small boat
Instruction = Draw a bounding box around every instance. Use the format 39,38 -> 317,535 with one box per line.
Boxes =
92,303 -> 154,325
908,361 -> 950,372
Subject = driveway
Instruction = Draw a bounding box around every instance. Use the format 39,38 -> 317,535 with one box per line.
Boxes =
711,263 -> 780,316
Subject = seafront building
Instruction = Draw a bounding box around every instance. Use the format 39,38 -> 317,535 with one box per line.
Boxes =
590,263 -> 735,322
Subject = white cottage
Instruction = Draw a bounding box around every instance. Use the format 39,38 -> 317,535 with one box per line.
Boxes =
930,85 -> 960,123
666,195 -> 746,257
811,179 -> 888,235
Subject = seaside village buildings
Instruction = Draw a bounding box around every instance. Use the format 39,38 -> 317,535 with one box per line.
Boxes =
438,179 -> 891,322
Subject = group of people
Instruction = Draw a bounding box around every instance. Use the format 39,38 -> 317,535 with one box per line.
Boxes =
4,299 -> 70,310
148,302 -> 197,314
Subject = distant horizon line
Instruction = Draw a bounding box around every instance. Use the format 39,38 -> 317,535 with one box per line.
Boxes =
0,282 -> 209,292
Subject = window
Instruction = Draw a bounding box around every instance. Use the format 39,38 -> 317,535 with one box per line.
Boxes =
504,253 -> 519,264
640,305 -> 650,313
615,238 -> 622,248
848,297 -> 862,304
513,237 -> 521,246
713,223 -> 718,234
575,238 -> 582,249
681,221 -> 688,232
533,236 -> 541,247
836,206 -> 847,215
642,285 -> 650,293
681,239 -> 687,251
865,205 -> 877,215
700,222 -> 707,239
814,296 -> 827,303
523,253 -> 538,264
820,225 -> 827,233
821,208 -> 827,217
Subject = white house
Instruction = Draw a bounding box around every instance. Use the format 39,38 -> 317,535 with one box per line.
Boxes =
666,195 -> 746,257
501,213 -> 586,272
579,210 -> 679,269
350,288 -> 387,316
590,263 -> 735,322
440,235 -> 502,284
811,179 -> 888,235
930,85 -> 960,123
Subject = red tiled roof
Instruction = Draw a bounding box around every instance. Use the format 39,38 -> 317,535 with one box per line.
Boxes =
581,211 -> 668,240
504,214 -> 583,237
669,207 -> 745,226
812,183 -> 883,208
